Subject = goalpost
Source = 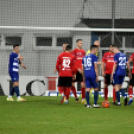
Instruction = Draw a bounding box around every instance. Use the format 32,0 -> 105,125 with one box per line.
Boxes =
0,26 -> 133,96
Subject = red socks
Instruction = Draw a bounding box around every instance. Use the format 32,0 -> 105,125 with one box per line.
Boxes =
128,88 -> 133,99
104,88 -> 108,100
81,88 -> 85,99
71,86 -> 77,98
113,88 -> 116,102
63,87 -> 70,100
58,86 -> 63,94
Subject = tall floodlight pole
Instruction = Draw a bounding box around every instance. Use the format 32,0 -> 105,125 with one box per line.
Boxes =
112,0 -> 115,44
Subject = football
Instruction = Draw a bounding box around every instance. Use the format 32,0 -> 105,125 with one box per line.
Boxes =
102,100 -> 110,108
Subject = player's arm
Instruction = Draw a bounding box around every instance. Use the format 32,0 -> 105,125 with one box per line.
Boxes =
94,63 -> 99,82
101,53 -> 106,76
128,57 -> 133,64
126,62 -> 132,79
17,55 -> 24,60
101,62 -> 105,76
55,55 -> 60,73
82,58 -> 85,81
19,61 -> 26,69
111,63 -> 117,81
82,64 -> 85,78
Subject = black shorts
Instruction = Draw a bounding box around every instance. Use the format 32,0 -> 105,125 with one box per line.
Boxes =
58,76 -> 72,87
129,74 -> 134,86
105,74 -> 112,85
73,71 -> 83,82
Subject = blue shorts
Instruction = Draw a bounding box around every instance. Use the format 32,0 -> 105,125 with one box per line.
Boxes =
85,77 -> 98,88
113,75 -> 125,85
9,72 -> 19,82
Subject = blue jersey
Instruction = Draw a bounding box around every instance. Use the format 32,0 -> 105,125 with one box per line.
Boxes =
114,52 -> 128,76
82,53 -> 98,78
9,52 -> 19,73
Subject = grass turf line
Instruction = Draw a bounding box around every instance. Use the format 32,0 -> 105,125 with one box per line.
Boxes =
0,96 -> 134,134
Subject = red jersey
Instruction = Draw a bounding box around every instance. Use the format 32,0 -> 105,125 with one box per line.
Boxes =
102,51 -> 114,75
130,53 -> 134,74
71,48 -> 85,70
56,52 -> 76,77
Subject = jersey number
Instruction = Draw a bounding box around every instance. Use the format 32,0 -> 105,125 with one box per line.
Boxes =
119,57 -> 126,66
84,58 -> 92,67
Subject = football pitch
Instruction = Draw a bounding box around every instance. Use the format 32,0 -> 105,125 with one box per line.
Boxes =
0,96 -> 134,134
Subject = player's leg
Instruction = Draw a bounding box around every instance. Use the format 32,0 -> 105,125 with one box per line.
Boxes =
81,82 -> 86,103
114,84 -> 121,106
90,77 -> 100,108
113,85 -> 116,105
71,82 -> 79,102
104,74 -> 110,101
64,87 -> 70,104
13,81 -> 26,102
85,77 -> 92,108
119,76 -> 127,106
127,74 -> 134,105
128,85 -> 133,105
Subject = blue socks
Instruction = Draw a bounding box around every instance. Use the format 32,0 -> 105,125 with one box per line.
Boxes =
9,87 -> 14,96
14,86 -> 20,97
120,89 -> 126,98
86,91 -> 90,105
116,91 -> 120,103
94,91 -> 98,104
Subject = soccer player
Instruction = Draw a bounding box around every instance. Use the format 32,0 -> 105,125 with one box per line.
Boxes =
102,44 -> 116,104
56,45 -> 76,103
82,45 -> 100,108
111,45 -> 131,106
7,44 -> 26,102
127,53 -> 134,105
71,39 -> 86,103
54,43 -> 79,102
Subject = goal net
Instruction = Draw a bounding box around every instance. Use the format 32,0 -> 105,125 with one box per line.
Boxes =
0,0 -> 134,97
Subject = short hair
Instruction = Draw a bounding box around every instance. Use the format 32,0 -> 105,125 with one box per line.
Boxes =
90,45 -> 98,51
112,44 -> 119,49
65,45 -> 72,51
13,44 -> 19,49
109,44 -> 114,47
76,39 -> 82,43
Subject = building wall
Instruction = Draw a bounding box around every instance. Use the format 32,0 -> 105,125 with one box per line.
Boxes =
0,0 -> 134,77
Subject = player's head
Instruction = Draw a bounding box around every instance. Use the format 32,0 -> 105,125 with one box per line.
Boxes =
90,45 -> 98,54
13,44 -> 19,54
112,44 -> 119,53
94,40 -> 100,48
65,45 -> 72,53
63,43 -> 69,52
76,39 -> 83,49
109,44 -> 114,53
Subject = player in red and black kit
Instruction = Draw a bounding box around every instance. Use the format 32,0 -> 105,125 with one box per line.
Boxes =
71,39 -> 86,103
54,43 -> 79,103
56,45 -> 76,103
127,53 -> 134,105
101,45 -> 117,104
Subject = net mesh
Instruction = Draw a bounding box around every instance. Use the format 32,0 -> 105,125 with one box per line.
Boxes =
0,0 -> 134,93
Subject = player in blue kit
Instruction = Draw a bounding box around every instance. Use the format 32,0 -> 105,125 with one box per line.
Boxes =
7,44 -> 26,102
82,45 -> 100,108
111,45 -> 131,106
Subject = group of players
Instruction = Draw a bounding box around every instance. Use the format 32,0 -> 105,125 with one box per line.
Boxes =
6,40 -> 134,107
55,39 -> 134,108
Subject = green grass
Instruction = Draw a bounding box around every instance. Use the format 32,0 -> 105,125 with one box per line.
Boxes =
0,96 -> 134,134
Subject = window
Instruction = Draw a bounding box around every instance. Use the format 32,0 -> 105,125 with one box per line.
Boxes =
36,37 -> 52,46
6,37 -> 21,46
100,33 -> 122,47
56,37 -> 72,46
